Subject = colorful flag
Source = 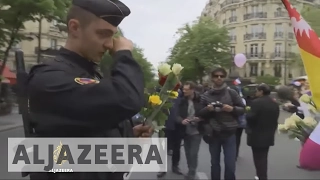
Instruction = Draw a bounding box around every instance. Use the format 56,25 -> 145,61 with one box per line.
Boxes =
233,78 -> 241,85
281,0 -> 320,109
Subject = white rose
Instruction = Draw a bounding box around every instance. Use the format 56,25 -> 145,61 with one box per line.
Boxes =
278,124 -> 288,133
303,117 -> 317,127
299,94 -> 311,104
171,63 -> 184,75
158,63 -> 172,76
284,118 -> 296,129
290,114 -> 302,122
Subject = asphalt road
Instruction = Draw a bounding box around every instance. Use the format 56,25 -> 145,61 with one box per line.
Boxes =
1,111 -> 320,179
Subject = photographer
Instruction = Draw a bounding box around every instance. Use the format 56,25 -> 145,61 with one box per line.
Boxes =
197,68 -> 245,180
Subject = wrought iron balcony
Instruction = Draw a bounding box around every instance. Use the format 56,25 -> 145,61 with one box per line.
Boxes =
229,16 -> 237,23
221,0 -> 240,8
304,0 -> 314,2
243,33 -> 266,40
243,12 -> 267,20
271,52 -> 296,59
229,35 -> 237,41
274,11 -> 288,18
245,53 -> 266,59
274,32 -> 284,38
288,32 -> 294,39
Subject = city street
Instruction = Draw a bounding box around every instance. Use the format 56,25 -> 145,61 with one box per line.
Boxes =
1,111 -> 320,179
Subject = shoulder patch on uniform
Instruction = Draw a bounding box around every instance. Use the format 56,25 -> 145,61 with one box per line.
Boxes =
74,78 -> 100,85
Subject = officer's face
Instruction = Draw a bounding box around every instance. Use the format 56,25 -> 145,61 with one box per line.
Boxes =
78,18 -> 117,62
88,19 -> 117,62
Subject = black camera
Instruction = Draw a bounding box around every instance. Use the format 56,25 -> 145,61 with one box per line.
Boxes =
210,101 -> 223,108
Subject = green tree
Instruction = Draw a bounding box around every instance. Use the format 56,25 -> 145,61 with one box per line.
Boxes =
255,75 -> 280,86
100,29 -> 155,87
167,17 -> 232,83
0,0 -> 70,87
301,4 -> 320,36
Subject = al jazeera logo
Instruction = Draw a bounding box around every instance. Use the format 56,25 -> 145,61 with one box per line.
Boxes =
49,141 -> 73,173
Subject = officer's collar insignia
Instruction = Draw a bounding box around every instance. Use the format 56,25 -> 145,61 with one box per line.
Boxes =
74,78 -> 100,85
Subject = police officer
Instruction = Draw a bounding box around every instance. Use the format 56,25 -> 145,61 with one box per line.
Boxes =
27,0 -> 153,179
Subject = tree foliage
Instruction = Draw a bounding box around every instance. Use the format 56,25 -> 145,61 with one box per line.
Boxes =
0,0 -> 70,90
301,4 -> 320,36
100,29 -> 155,88
167,17 -> 232,83
255,75 -> 280,86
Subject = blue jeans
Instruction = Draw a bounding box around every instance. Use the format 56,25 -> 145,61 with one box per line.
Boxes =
209,134 -> 236,180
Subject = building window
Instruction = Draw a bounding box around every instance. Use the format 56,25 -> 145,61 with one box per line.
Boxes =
274,64 -> 282,77
251,5 -> 258,13
275,23 -> 283,32
250,63 -> 258,76
275,43 -> 282,57
51,39 -> 57,49
276,7 -> 282,12
231,9 -> 236,17
261,43 -> 264,54
229,28 -> 235,36
230,46 -> 235,56
250,44 -> 258,57
251,24 -> 262,36
245,45 -> 247,54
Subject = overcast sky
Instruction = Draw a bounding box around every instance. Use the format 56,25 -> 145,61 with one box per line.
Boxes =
119,0 -> 208,69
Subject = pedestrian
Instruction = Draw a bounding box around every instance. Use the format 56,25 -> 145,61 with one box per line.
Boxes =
170,89 -> 184,175
197,67 -> 245,180
176,81 -> 202,180
157,95 -> 180,178
235,94 -> 247,159
26,0 -> 153,179
246,83 -> 280,180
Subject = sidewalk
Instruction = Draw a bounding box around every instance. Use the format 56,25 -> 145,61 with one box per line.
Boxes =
0,107 -> 23,132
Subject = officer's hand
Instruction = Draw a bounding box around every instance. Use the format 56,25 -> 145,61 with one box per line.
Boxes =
111,37 -> 133,53
133,124 -> 154,137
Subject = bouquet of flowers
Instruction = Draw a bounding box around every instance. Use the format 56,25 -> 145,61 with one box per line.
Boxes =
140,63 -> 183,135
278,94 -> 319,143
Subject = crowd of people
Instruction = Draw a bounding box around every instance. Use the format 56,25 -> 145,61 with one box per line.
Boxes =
19,0 -> 314,180
157,67 -> 280,180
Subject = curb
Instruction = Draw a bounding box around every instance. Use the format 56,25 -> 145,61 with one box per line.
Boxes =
0,124 -> 23,132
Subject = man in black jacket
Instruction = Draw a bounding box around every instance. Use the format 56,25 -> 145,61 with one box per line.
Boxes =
26,0 -> 153,179
198,68 -> 245,180
246,84 -> 280,180
176,81 -> 202,180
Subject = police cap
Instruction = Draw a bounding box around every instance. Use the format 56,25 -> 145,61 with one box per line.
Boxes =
72,0 -> 130,27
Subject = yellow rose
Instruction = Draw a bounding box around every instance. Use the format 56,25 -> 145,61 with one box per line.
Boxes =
149,95 -> 162,105
303,117 -> 317,127
171,63 -> 184,75
284,118 -> 297,129
168,90 -> 178,99
299,94 -> 311,104
158,63 -> 172,76
278,124 -> 288,133
290,114 -> 302,122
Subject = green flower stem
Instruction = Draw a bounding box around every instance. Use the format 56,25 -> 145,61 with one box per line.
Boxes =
144,73 -> 179,129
